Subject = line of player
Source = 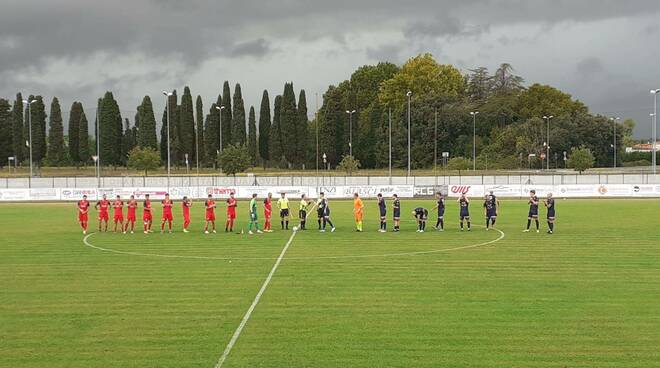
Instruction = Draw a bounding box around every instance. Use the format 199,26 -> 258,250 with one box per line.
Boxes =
75,189 -> 556,235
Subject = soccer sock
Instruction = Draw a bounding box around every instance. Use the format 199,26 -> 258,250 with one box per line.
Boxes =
286,220 -> 289,229
491,219 -> 496,226
486,218 -> 490,228
281,220 -> 284,229
248,221 -> 253,231
467,221 -> 471,229
549,222 -> 554,231
526,219 -> 531,229
322,218 -> 327,230
318,219 -> 322,229
440,219 -> 444,229
383,221 -> 386,230
535,219 -> 539,230
326,219 -> 334,228
422,222 -> 426,231
460,221 -> 464,229
435,219 -> 440,227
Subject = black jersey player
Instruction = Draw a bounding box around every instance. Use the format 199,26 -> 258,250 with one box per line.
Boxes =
544,193 -> 556,234
392,194 -> 401,232
377,193 -> 387,232
484,191 -> 499,230
431,192 -> 445,231
412,207 -> 429,232
524,190 -> 540,233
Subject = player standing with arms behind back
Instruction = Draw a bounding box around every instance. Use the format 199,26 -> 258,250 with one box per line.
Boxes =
248,193 -> 263,234
143,194 -> 153,234
125,195 -> 137,234
524,190 -> 540,233
160,193 -> 174,233
353,193 -> 364,232
277,192 -> 290,230
225,192 -> 237,232
204,194 -> 216,234
377,193 -> 387,232
112,195 -> 124,233
458,193 -> 471,231
544,193 -> 556,234
95,194 -> 110,232
431,192 -> 445,231
182,196 -> 192,233
77,195 -> 90,234
392,194 -> 401,232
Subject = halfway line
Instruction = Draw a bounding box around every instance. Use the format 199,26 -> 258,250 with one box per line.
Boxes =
214,230 -> 297,368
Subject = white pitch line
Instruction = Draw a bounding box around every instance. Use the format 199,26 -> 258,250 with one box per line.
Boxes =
214,230 -> 297,368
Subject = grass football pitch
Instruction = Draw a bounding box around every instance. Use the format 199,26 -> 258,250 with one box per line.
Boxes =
1,199 -> 659,367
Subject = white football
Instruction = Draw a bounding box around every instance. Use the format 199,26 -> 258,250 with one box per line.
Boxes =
292,226 -> 299,232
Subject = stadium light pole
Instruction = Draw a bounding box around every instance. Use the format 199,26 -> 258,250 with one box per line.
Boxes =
95,107 -> 100,187
22,99 -> 36,188
346,110 -> 356,156
162,91 -> 173,191
406,91 -> 412,177
388,108 -> 392,184
543,115 -> 554,170
434,108 -> 438,187
215,105 -> 225,154
651,89 -> 659,174
470,111 -> 479,170
610,117 -> 620,168
195,114 -> 199,176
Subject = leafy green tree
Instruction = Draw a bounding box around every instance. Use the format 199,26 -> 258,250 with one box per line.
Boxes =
318,86 -> 345,166
136,96 -> 158,149
269,95 -> 284,164
221,81 -> 233,147
127,147 -> 161,176
279,82 -> 298,165
258,90 -> 270,164
0,99 -> 12,165
46,97 -> 68,166
68,102 -> 82,163
231,83 -> 246,145
567,146 -> 595,173
466,67 -> 492,102
11,93 -> 24,163
247,106 -> 257,165
78,109 -> 90,164
217,144 -> 251,176
195,95 -> 204,165
178,87 -> 196,162
336,154 -> 360,174
490,63 -> 525,94
515,84 -> 588,120
447,157 -> 471,170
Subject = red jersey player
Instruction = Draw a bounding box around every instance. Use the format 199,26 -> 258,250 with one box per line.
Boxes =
225,192 -> 237,232
95,194 -> 110,232
112,195 -> 125,233
182,196 -> 192,233
125,195 -> 137,233
263,192 -> 273,232
143,194 -> 153,234
204,194 -> 217,234
160,193 -> 174,233
77,195 -> 90,234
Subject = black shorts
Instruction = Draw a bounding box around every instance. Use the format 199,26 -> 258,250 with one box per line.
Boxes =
547,210 -> 555,220
280,209 -> 290,218
528,210 -> 538,218
460,211 -> 470,220
393,209 -> 400,219
438,209 -> 445,219
379,209 -> 387,218
487,210 -> 497,218
299,209 -> 307,219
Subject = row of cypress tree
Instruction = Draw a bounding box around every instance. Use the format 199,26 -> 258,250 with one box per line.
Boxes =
0,81 -> 310,169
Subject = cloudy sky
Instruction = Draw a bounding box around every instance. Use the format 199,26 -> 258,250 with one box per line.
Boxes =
1,0 -> 659,138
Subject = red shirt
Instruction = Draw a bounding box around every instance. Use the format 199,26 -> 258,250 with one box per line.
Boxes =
183,201 -> 191,217
264,198 -> 272,213
78,200 -> 90,214
206,200 -> 216,214
144,200 -> 152,212
226,198 -> 237,213
127,200 -> 137,215
162,199 -> 173,215
97,199 -> 110,213
113,200 -> 124,215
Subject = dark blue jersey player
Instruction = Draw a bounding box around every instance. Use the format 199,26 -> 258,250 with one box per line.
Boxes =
544,193 -> 556,234
317,192 -> 335,232
431,192 -> 445,231
484,190 -> 499,231
412,207 -> 429,232
377,193 -> 387,232
392,194 -> 401,232
524,190 -> 540,233
457,193 -> 471,231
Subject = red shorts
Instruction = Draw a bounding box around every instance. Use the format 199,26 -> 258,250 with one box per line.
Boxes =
227,211 -> 236,220
113,214 -> 124,222
79,213 -> 88,222
162,213 -> 173,222
98,212 -> 109,221
206,212 -> 215,221
143,212 -> 152,222
127,212 -> 136,222
264,210 -> 272,218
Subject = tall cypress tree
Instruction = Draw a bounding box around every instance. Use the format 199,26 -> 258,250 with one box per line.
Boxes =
279,82 -> 298,165
204,102 -> 220,164
221,81 -> 232,147
160,91 -> 177,163
297,89 -> 309,167
178,87 -> 195,163
269,95 -> 283,164
121,118 -> 136,164
319,86 -> 344,166
137,96 -> 158,149
258,90 -> 270,163
46,97 -> 67,166
27,95 -> 47,165
247,106 -> 257,165
68,102 -> 82,163
195,95 -> 204,165
99,92 -> 123,165
78,108 -> 90,164
231,83 -> 246,145
11,93 -> 24,163
0,99 -> 12,165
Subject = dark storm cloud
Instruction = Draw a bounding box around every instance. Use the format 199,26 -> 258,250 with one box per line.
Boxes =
231,39 -> 272,58
576,57 -> 604,77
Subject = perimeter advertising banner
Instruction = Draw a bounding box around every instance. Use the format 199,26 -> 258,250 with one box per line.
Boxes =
319,185 -> 414,199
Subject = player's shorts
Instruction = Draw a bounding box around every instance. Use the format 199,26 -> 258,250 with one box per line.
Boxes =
250,212 -> 258,221
143,212 -> 152,222
417,214 -> 428,221
323,209 -> 331,217
528,210 -> 539,218
393,209 -> 400,219
264,209 -> 272,218
355,212 -> 363,221
98,212 -> 109,221
299,209 -> 307,220
227,210 -> 236,220
379,209 -> 387,218
280,209 -> 290,218
79,213 -> 88,222
317,209 -> 324,218
487,209 -> 497,218
127,212 -> 136,222
437,208 -> 445,219
206,212 -> 215,221
460,210 -> 470,220
547,210 -> 555,220
162,213 -> 173,222
113,214 -> 124,222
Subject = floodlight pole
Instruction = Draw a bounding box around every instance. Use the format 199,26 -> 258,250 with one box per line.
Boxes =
346,110 -> 356,156
22,99 -> 36,188
406,91 -> 412,177
652,89 -> 659,175
163,91 -> 172,191
388,108 -> 392,184
470,111 -> 479,170
543,115 -> 553,170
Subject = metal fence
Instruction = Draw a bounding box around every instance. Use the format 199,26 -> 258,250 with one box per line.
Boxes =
3,173 -> 660,188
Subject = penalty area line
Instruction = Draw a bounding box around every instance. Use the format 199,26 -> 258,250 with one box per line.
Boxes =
214,230 -> 297,368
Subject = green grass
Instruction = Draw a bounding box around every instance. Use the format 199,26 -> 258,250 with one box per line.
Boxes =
1,199 -> 659,367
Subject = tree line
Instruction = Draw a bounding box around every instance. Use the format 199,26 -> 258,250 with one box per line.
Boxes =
0,53 -> 639,172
